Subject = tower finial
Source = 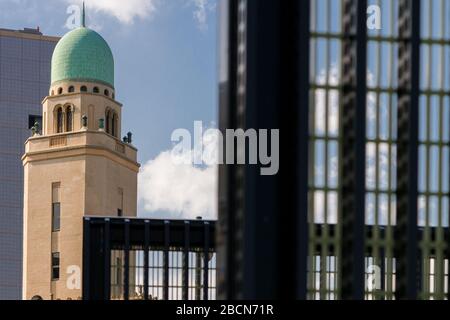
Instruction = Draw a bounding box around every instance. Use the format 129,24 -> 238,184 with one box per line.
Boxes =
81,1 -> 86,27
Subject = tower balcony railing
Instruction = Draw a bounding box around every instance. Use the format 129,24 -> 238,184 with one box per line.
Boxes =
24,130 -> 138,163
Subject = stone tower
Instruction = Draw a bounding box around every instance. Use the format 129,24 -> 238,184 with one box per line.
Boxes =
22,19 -> 139,300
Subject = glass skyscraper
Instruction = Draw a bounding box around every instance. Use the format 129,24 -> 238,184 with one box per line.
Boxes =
0,27 -> 58,299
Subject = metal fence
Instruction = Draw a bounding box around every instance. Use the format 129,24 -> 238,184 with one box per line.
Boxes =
218,0 -> 450,300
82,217 -> 216,300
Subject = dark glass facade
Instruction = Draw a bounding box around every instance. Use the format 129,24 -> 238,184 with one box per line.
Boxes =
0,28 -> 58,299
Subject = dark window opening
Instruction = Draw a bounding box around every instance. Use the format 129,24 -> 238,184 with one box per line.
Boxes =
52,252 -> 60,281
57,108 -> 63,133
58,88 -> 63,95
66,107 -> 73,132
68,86 -> 75,93
93,87 -> 99,93
105,110 -> 111,134
104,89 -> 110,97
81,86 -> 87,92
112,113 -> 118,137
118,209 -> 123,217
52,203 -> 60,232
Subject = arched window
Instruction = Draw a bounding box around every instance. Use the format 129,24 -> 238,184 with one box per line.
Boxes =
104,89 -> 109,97
68,86 -> 75,93
58,88 -> 63,95
66,106 -> 73,132
112,113 -> 118,137
56,107 -> 63,133
105,110 -> 111,134
81,86 -> 87,92
93,87 -> 99,93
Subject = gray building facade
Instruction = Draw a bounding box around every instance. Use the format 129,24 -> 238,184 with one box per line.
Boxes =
0,27 -> 59,299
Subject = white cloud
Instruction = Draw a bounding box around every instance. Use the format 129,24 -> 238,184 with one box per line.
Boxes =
65,0 -> 157,24
138,129 -> 218,220
190,0 -> 215,30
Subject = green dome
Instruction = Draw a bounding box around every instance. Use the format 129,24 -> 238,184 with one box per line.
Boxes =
51,27 -> 114,88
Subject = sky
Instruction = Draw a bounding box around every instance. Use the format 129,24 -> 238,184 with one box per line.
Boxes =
1,0 -> 449,224
0,0 -> 219,220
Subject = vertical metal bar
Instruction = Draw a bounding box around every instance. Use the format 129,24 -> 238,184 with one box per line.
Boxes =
124,219 -> 130,300
340,0 -> 367,299
82,218 -> 91,300
234,0 -> 248,300
203,222 -> 210,300
447,229 -> 449,301
104,219 -> 111,300
144,220 -> 150,300
295,0 -> 310,300
395,0 -> 420,300
163,221 -> 170,300
380,247 -> 386,299
217,0 -> 238,300
183,221 -> 190,300
195,252 -> 202,300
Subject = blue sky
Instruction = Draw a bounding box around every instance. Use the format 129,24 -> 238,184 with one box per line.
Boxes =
0,0 -> 218,219
1,0 -> 449,223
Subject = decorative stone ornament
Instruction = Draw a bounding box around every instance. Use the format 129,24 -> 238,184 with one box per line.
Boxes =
81,115 -> 88,129
31,121 -> 40,136
99,118 -> 105,131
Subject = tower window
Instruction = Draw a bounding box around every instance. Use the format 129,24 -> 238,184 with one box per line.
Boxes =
66,107 -> 73,132
118,188 -> 123,217
105,110 -> 111,134
51,252 -> 60,281
81,86 -> 87,92
68,86 -> 75,93
104,89 -> 109,97
56,107 -> 63,133
52,203 -> 60,232
112,113 -> 118,137
58,88 -> 63,95
93,87 -> 99,93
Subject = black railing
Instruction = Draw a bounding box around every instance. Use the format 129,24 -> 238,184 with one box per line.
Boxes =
82,217 -> 216,300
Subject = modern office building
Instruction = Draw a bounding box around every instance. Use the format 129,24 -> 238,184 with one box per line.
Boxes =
0,27 -> 59,300
218,0 -> 450,300
22,12 -> 140,299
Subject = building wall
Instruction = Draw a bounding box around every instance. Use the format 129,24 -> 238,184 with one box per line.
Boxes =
0,28 -> 59,300
23,155 -> 86,300
22,83 -> 139,299
23,134 -> 139,300
42,83 -> 121,137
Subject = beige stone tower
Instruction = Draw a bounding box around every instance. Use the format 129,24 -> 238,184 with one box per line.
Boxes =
22,21 -> 139,300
